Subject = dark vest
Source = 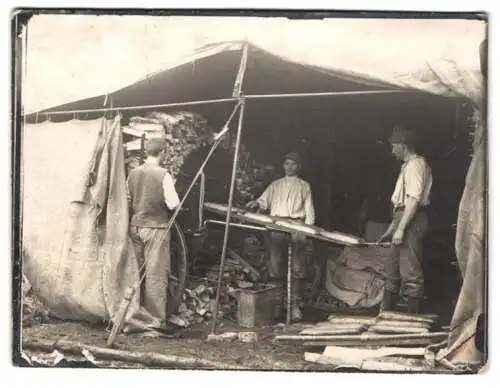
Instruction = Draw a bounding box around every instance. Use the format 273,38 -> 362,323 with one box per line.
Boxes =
127,164 -> 171,227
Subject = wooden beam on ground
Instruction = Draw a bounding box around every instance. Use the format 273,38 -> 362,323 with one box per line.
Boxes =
276,332 -> 449,347
23,338 -> 242,370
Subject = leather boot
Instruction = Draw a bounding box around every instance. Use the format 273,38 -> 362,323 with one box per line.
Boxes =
380,290 -> 398,312
407,297 -> 420,314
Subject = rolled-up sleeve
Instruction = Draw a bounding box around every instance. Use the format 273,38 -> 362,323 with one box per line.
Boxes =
163,173 -> 181,210
304,185 -> 315,225
404,159 -> 427,202
257,184 -> 273,211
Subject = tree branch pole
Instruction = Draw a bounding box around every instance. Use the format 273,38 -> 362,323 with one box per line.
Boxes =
210,100 -> 246,335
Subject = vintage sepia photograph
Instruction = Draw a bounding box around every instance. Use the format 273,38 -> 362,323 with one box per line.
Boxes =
12,9 -> 488,374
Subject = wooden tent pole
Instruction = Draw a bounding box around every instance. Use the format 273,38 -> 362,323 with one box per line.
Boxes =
210,44 -> 250,335
210,100 -> 246,335
232,42 -> 249,97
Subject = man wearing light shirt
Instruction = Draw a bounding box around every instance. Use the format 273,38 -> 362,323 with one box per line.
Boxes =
127,138 -> 181,321
247,152 -> 315,321
378,126 -> 433,314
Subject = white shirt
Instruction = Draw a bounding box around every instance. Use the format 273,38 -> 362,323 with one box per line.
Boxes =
391,155 -> 433,208
257,176 -> 315,225
161,172 -> 181,210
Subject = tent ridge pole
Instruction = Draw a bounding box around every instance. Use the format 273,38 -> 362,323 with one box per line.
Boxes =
246,90 -> 402,99
26,97 -> 239,117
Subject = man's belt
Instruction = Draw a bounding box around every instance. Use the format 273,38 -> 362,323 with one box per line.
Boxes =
274,216 -> 305,221
393,205 -> 428,213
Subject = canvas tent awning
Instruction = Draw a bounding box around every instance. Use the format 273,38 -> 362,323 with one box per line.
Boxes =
26,41 -> 420,123
26,39 -> 483,124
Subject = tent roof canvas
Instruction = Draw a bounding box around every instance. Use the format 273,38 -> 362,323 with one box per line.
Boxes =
27,39 -> 483,123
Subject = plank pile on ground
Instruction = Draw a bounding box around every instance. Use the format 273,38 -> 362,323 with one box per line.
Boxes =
274,310 -> 455,371
275,311 -> 447,347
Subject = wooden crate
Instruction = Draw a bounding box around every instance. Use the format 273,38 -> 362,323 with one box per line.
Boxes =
236,284 -> 280,328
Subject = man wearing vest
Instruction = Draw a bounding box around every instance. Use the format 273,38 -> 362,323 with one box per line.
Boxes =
246,152 -> 315,322
127,138 -> 181,321
378,126 -> 433,314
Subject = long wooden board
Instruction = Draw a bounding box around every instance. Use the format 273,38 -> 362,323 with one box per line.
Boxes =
277,332 -> 449,348
378,311 -> 439,324
203,201 -> 364,246
300,322 -> 368,335
368,325 -> 430,334
327,315 -> 378,325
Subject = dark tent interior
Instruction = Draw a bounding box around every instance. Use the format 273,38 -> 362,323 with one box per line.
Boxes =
27,43 -> 476,321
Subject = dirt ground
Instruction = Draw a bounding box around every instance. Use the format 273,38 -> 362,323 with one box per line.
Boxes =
20,319 -> 339,371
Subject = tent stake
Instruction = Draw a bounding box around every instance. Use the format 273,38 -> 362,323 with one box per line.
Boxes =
210,100 -> 246,335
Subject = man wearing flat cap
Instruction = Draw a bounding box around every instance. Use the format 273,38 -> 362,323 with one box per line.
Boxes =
247,152 -> 315,321
127,138 -> 181,322
378,125 -> 433,314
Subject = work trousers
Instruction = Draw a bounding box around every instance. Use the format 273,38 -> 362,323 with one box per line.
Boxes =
129,226 -> 171,320
385,209 -> 428,298
267,230 -> 308,305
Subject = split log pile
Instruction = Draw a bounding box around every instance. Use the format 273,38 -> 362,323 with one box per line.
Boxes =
275,311 -> 456,371
168,248 -> 266,328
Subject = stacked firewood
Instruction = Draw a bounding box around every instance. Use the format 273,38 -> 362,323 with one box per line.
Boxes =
127,111 -> 214,178
168,249 -> 263,328
124,111 -> 278,205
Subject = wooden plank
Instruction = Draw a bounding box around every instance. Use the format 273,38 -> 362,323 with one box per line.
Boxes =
327,315 -> 377,325
368,325 -> 429,334
323,345 -> 427,359
300,328 -> 365,336
300,322 -> 367,335
375,319 -> 431,329
288,332 -> 450,347
378,311 -> 438,324
308,322 -> 367,329
304,353 -> 435,372
304,338 -> 437,347
203,202 -> 365,246
275,332 -> 449,342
